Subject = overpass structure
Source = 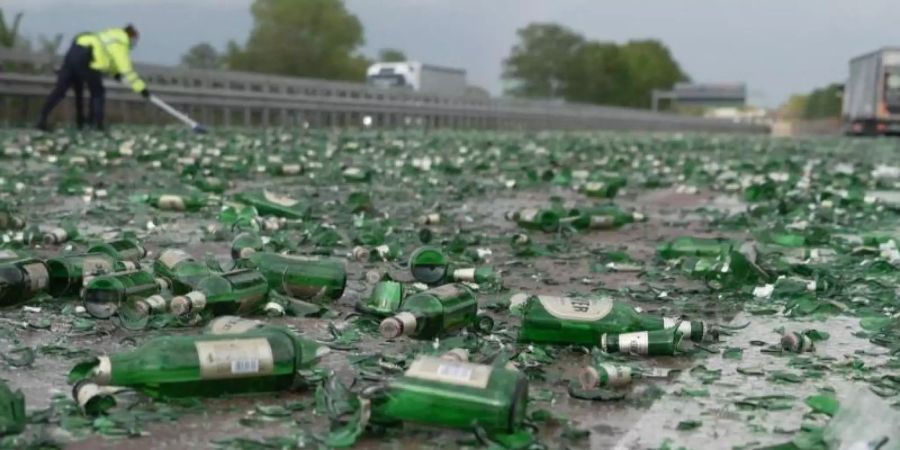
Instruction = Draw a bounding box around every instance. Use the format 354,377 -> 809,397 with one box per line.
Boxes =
0,49 -> 768,133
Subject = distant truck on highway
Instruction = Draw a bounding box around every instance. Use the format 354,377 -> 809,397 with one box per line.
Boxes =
844,48 -> 900,135
366,62 -> 468,98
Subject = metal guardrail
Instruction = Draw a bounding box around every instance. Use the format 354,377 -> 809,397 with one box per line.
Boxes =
0,48 -> 769,133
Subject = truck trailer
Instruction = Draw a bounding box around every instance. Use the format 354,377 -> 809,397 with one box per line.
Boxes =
843,48 -> 900,135
366,62 -> 468,98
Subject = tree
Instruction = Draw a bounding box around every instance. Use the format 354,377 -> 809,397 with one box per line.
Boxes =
803,84 -> 842,119
0,9 -> 23,49
378,48 -> 406,62
619,40 -> 689,108
502,23 -> 690,108
562,42 -> 631,105
780,94 -> 808,119
227,0 -> 368,81
181,43 -> 224,70
502,23 -> 585,99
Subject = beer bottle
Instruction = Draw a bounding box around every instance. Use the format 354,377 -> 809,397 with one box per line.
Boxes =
87,239 -> 147,262
516,294 -> 706,345
237,252 -> 346,301
357,280 -> 403,317
367,356 -> 527,433
42,223 -> 79,245
147,192 -> 211,212
230,232 -> 265,260
82,270 -> 168,319
505,208 -> 560,232
600,328 -> 682,356
154,249 -> 213,295
169,269 -> 269,317
408,246 -> 449,285
47,253 -> 139,297
0,258 -> 48,307
68,327 -> 327,399
379,284 -> 477,340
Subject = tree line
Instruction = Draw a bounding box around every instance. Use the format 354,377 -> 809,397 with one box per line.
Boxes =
3,0 -> 691,109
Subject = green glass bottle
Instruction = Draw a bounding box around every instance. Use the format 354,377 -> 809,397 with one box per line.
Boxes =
578,363 -> 672,389
0,211 -> 24,231
147,192 -> 211,212
238,252 -> 346,301
231,232 -> 265,260
781,332 -> 814,353
42,223 -> 79,245
0,258 -> 49,307
450,266 -> 497,284
68,327 -> 327,399
600,328 -> 682,356
169,269 -> 269,317
657,237 -> 734,260
506,208 -> 560,232
357,280 -> 404,316
268,163 -> 303,176
408,246 -> 449,285
516,294 -> 706,345
567,205 -> 638,230
379,284 -> 477,340
87,239 -> 147,262
580,177 -> 626,199
82,270 -> 169,319
47,253 -> 140,297
153,249 -> 213,295
342,167 -> 372,183
233,191 -> 307,219
367,356 -> 528,433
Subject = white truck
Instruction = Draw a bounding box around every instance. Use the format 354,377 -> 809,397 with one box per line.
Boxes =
843,48 -> 900,135
366,62 -> 468,98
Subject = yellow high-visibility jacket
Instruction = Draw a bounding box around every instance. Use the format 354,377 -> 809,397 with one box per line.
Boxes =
75,28 -> 147,93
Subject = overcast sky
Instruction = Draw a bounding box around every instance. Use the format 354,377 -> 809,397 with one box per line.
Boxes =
5,0 -> 898,107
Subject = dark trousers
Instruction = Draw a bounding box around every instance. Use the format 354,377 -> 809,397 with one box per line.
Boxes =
38,42 -> 106,129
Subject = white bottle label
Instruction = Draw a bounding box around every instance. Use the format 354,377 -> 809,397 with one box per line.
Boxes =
452,268 -> 476,282
195,338 -> 274,379
663,317 -> 693,337
598,364 -> 633,387
404,356 -> 492,389
617,331 -> 650,355
538,295 -> 614,321
23,263 -> 49,291
263,190 -> 299,207
157,195 -> 186,211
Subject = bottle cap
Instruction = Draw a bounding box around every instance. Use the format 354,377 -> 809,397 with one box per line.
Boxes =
93,356 -> 112,384
352,246 -> 370,262
578,366 -> 600,390
42,228 -> 67,245
169,296 -> 191,316
379,312 -> 416,339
